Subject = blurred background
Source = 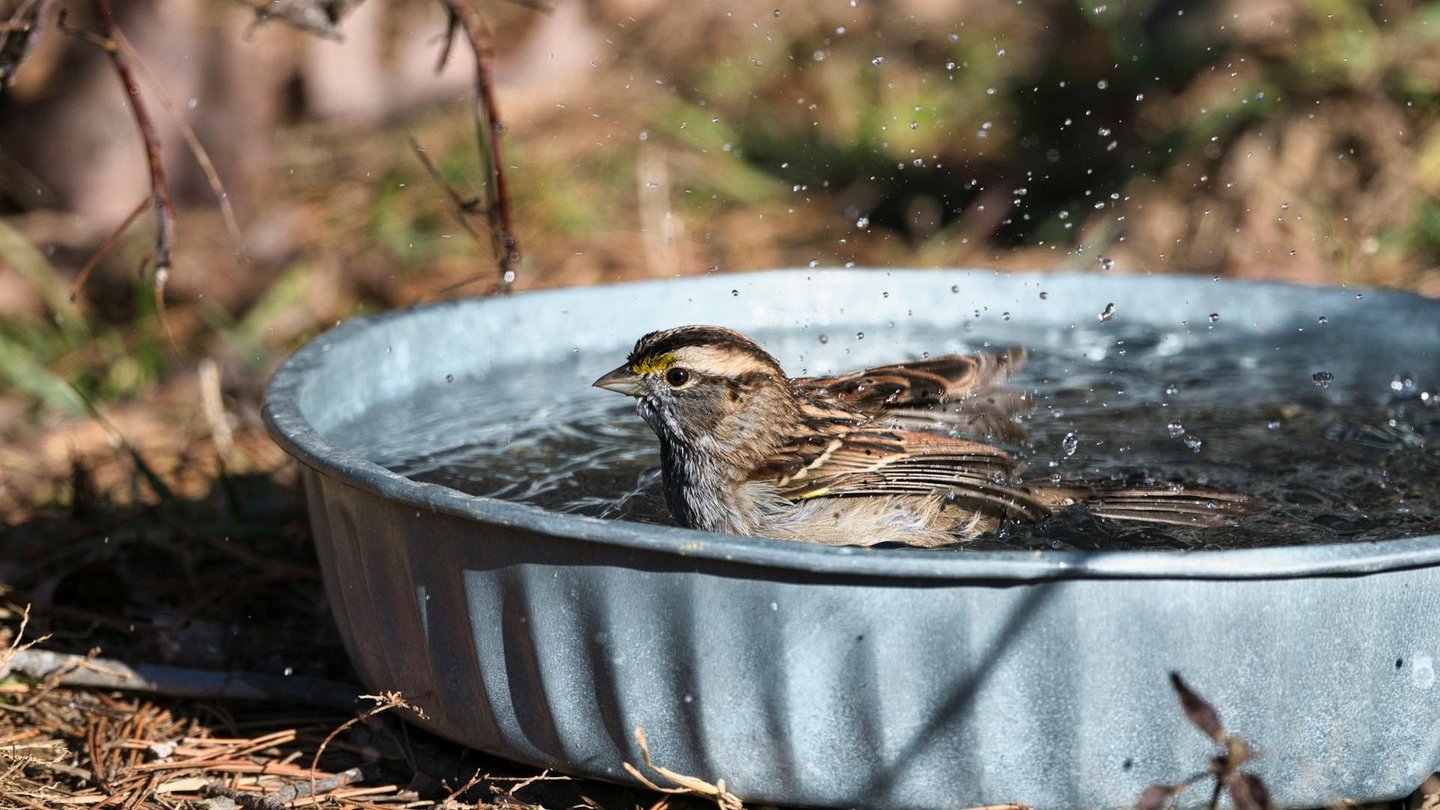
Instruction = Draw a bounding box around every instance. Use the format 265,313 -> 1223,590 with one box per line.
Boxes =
1,0 -> 1438,525
0,1 -> 1438,804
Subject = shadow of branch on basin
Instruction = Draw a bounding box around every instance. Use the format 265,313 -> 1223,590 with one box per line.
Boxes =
863,579 -> 1059,799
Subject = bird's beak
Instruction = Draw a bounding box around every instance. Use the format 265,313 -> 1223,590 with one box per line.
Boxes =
593,365 -> 645,397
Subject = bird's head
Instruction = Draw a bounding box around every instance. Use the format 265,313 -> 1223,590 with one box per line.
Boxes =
593,325 -> 794,451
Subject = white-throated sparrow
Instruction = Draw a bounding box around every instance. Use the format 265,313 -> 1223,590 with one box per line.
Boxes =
594,325 -> 1247,547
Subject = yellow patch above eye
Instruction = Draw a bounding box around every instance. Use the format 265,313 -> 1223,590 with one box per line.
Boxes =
630,353 -> 677,375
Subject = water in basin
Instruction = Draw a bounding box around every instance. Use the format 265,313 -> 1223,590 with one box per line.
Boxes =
331,319 -> 1439,551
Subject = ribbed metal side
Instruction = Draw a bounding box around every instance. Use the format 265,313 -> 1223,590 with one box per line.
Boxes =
304,469 -> 1440,807
271,270 -> 1440,808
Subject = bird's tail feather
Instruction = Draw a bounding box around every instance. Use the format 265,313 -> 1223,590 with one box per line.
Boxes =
1027,484 -> 1251,528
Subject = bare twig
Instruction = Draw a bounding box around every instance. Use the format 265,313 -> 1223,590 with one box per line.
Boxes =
0,604 -> 50,674
112,29 -> 247,262
0,648 -> 362,713
87,0 -> 179,345
70,197 -> 148,301
203,765 -> 370,810
0,0 -> 57,84
407,136 -> 487,248
308,692 -> 425,804
433,0 -> 520,293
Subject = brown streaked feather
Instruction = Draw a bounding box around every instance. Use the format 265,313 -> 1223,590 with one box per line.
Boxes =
796,346 -> 1026,410
1029,486 -> 1251,528
755,426 -> 1051,521
796,347 -> 1030,443
879,388 -> 1033,444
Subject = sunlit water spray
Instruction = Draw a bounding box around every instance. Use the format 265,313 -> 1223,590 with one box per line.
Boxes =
333,321 -> 1439,551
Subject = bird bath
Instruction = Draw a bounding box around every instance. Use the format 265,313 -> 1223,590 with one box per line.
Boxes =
265,269 -> 1440,808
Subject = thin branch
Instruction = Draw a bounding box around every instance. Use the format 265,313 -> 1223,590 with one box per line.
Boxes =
407,136 -> 486,247
111,28 -> 247,263
307,692 -> 424,804
0,648 -> 363,713
88,0 -> 179,346
70,197 -> 148,301
434,0 -> 519,292
0,0 -> 57,85
203,766 -> 371,810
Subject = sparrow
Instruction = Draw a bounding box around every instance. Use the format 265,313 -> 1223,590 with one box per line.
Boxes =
593,325 -> 1247,547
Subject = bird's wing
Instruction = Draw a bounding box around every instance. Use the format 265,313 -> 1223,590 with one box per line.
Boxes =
795,347 -> 1026,410
794,347 -> 1031,443
749,425 -> 1054,522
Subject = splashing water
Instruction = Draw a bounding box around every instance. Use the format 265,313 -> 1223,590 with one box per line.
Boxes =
333,322 -> 1440,552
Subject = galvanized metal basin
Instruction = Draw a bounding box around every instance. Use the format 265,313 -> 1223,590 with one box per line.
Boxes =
264,270 -> 1440,808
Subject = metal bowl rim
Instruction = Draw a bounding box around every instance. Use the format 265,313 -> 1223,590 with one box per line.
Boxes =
262,268 -> 1440,582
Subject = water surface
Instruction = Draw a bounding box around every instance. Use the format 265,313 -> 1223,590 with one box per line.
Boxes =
333,320 -> 1439,551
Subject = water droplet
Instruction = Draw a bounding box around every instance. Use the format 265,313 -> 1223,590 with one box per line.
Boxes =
1098,302 -> 1116,322
1183,436 -> 1203,452
1164,382 -> 1179,396
1061,432 -> 1079,457
950,285 -> 961,293
1039,291 -> 1050,300
818,334 -> 829,344
1099,256 -> 1115,271
773,8 -> 780,15
731,289 -> 739,296
1317,315 -> 1328,325
1312,370 -> 1334,388
910,121 -> 919,130
1390,374 -> 1418,397
856,216 -> 870,228
871,55 -> 885,66
1208,312 -> 1220,323
1002,311 -> 1011,321
1166,420 -> 1185,438
445,374 -> 454,384
855,331 -> 865,340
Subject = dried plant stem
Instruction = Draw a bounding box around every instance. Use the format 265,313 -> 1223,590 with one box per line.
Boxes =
408,136 -> 486,247
623,727 -> 743,810
0,648 -> 362,712
111,27 -> 246,263
204,765 -> 369,810
69,197 -> 147,301
435,0 -> 519,291
91,0 -> 174,293
307,692 -> 424,804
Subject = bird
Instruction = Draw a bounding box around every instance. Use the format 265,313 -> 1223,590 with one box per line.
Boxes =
592,325 -> 1248,547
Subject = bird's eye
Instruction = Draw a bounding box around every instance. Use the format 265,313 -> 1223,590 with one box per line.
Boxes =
665,367 -> 691,387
